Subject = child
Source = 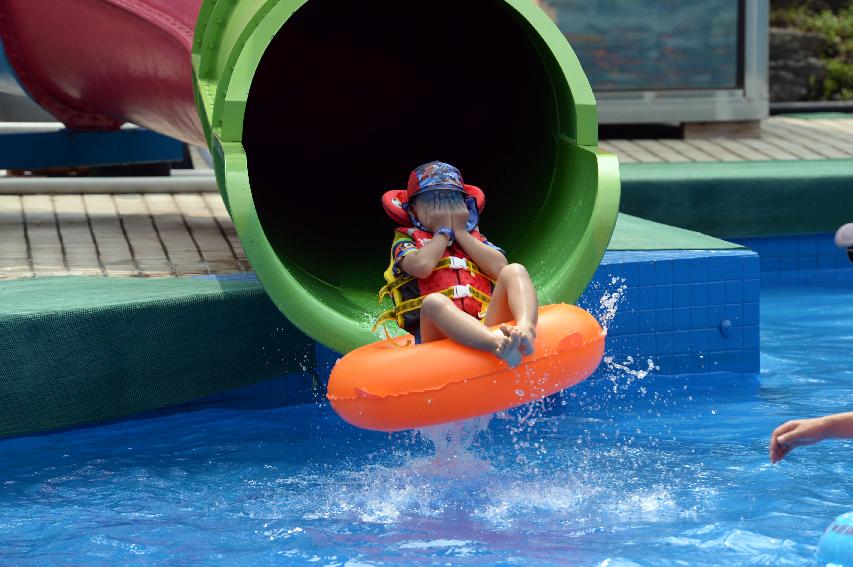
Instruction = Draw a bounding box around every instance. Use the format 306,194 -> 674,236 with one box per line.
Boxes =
770,412 -> 853,463
377,161 -> 538,367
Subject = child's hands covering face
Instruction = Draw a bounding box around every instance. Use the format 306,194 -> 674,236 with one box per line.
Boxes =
413,203 -> 451,232
450,203 -> 470,232
411,194 -> 470,233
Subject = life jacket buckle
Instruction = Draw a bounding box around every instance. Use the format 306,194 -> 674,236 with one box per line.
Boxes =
451,284 -> 472,299
448,256 -> 467,270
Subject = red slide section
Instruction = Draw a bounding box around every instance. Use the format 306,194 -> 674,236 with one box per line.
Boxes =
0,0 -> 205,145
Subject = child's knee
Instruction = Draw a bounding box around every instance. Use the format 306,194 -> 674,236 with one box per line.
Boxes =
421,293 -> 452,314
499,263 -> 529,280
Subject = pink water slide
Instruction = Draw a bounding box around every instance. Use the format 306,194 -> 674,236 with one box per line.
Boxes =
0,0 -> 205,144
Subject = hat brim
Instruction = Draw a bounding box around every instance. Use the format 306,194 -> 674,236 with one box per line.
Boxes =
382,184 -> 485,227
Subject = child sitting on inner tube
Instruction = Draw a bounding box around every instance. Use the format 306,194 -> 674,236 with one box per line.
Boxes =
377,161 -> 538,367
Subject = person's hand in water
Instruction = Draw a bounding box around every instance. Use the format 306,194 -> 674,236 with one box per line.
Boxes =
770,417 -> 832,463
770,412 -> 853,463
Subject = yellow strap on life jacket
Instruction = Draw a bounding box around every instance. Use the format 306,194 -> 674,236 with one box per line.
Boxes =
378,256 -> 494,304
382,326 -> 413,348
371,283 -> 492,333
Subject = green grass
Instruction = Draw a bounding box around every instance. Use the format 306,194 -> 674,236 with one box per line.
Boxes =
771,3 -> 853,100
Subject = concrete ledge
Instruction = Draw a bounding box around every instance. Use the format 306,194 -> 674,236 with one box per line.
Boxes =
0,275 -> 315,438
609,214 -> 742,251
620,160 -> 853,238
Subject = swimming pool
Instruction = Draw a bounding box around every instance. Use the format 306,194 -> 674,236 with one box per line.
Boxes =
0,272 -> 850,565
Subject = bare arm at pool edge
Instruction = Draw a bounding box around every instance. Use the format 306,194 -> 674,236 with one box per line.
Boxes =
770,412 -> 853,463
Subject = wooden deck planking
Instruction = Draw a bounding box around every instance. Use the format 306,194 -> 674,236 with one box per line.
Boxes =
599,117 -> 853,164
760,123 -> 852,159
599,141 -> 637,163
633,140 -> 693,162
83,194 -> 137,276
113,194 -> 174,276
681,139 -> 744,162
758,132 -> 833,160
733,138 -> 801,160
22,195 -> 65,275
605,140 -> 664,162
655,139 -> 719,162
173,193 -> 241,273
772,118 -> 853,153
0,195 -> 31,278
202,193 -> 250,271
143,193 -> 209,275
53,194 -> 103,276
0,193 -> 246,279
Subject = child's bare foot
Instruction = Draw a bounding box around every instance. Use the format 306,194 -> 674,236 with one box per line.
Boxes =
492,328 -> 522,368
516,322 -> 537,355
500,323 -> 537,356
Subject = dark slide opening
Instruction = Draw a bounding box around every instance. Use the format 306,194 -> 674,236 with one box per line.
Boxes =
245,0 -> 557,296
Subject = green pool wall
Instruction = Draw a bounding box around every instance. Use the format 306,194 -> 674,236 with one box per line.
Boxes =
620,160 -> 853,238
0,276 -> 315,439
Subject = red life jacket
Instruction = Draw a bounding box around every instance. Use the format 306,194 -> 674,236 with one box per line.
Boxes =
374,227 -> 495,336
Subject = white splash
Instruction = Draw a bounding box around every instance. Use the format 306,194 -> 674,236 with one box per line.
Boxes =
597,354 -> 660,396
417,416 -> 492,475
604,355 -> 659,387
596,276 -> 627,333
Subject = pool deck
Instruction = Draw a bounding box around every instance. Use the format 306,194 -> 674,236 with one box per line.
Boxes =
1,114 -> 851,280
611,115 -> 853,238
0,192 -> 247,280
602,115 -> 853,163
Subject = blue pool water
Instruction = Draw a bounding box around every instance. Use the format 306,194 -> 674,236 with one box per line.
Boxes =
0,273 -> 851,565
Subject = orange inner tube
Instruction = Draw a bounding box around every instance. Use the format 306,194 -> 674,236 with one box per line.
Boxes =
327,303 -> 605,431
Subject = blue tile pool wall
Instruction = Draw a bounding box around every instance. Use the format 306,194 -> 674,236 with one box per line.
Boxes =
580,250 -> 760,376
733,233 -> 852,277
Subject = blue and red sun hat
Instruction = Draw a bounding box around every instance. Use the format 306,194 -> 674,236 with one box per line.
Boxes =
382,161 -> 485,228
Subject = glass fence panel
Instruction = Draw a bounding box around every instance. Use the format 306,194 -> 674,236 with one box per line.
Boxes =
535,0 -> 741,91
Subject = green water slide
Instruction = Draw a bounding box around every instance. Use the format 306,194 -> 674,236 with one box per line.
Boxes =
193,0 -> 621,354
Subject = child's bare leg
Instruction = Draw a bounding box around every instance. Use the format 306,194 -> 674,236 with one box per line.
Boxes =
420,293 -> 522,366
484,263 -> 539,354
